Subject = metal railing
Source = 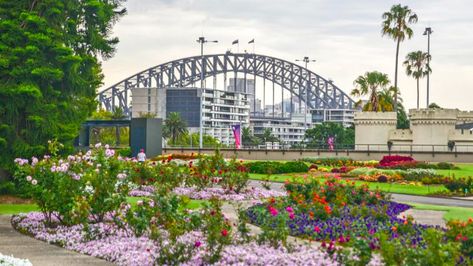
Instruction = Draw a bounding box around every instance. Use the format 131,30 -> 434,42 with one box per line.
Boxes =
163,143 -> 473,153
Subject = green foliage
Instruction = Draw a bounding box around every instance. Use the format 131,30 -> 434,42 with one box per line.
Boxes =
351,71 -> 392,112
201,198 -> 232,264
242,127 -> 261,146
0,181 -> 16,195
219,158 -> 249,193
163,112 -> 188,144
444,177 -> 473,195
256,128 -> 280,143
0,0 -> 126,173
377,229 -> 461,266
14,145 -> 129,225
304,122 -> 354,148
244,161 -> 309,174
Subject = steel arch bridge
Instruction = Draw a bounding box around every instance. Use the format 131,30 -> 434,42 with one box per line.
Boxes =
98,53 -> 355,116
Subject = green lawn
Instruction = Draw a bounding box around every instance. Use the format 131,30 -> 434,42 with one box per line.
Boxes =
409,203 -> 473,221
249,173 -> 447,196
437,163 -> 473,178
0,203 -> 39,214
0,197 -> 205,215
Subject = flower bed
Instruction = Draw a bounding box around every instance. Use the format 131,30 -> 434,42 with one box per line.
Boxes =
0,253 -> 32,266
12,212 -> 339,266
129,186 -> 286,201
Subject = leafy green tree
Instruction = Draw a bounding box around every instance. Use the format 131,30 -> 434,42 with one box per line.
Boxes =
382,4 -> 418,111
404,50 -> 432,109
304,122 -> 354,149
351,71 -> 391,112
242,127 -> 261,146
257,128 -> 279,143
0,0 -> 126,174
163,112 -> 188,144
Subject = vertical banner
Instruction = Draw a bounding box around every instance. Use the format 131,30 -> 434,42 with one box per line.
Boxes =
232,124 -> 241,149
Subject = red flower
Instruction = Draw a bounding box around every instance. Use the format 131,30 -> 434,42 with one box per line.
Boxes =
221,229 -> 228,237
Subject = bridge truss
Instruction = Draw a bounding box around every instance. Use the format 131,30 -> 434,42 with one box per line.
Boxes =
98,53 -> 355,116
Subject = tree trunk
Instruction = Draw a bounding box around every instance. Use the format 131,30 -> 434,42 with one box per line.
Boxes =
394,38 -> 401,111
417,78 -> 420,109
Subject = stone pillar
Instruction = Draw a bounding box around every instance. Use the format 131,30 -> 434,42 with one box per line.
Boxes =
354,112 -> 397,150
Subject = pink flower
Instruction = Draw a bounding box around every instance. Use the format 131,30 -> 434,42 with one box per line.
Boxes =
194,241 -> 202,248
268,206 -> 278,216
289,212 -> 295,219
285,206 -> 294,213
314,226 -> 321,233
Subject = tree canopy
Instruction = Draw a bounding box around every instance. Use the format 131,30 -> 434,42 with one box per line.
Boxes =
0,0 -> 126,173
304,123 -> 354,149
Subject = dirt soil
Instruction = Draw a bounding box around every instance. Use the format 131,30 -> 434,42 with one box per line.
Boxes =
0,195 -> 33,204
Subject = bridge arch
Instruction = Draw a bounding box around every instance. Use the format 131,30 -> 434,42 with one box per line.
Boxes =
98,53 -> 355,116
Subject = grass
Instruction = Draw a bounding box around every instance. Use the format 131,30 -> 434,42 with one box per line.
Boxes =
437,163 -> 473,178
0,197 -> 206,215
408,203 -> 473,221
0,203 -> 39,214
249,173 -> 447,196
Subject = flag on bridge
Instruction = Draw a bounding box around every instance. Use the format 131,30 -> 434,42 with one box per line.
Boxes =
232,124 -> 241,149
232,39 -> 239,45
248,39 -> 255,44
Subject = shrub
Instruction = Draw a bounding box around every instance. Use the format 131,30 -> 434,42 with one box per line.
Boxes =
377,175 -> 388,183
14,144 -> 130,225
244,161 -> 308,174
437,162 -> 456,170
219,158 -> 249,193
444,177 -> 473,194
309,164 -> 318,170
0,181 -> 16,195
117,147 -> 132,157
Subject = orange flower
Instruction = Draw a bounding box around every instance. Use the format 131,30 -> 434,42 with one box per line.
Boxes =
403,220 -> 408,225
309,211 -> 315,219
391,226 -> 397,232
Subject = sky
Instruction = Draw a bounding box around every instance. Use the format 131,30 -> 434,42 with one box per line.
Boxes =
100,0 -> 473,111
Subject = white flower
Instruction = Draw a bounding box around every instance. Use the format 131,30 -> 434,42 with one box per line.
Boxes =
31,179 -> 37,185
26,176 -> 32,182
95,143 -> 102,148
105,144 -> 110,149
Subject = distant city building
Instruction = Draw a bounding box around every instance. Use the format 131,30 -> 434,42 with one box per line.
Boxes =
250,113 -> 311,146
227,78 -> 261,114
312,109 -> 355,126
131,87 -> 250,146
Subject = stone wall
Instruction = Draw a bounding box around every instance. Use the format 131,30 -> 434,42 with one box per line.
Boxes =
354,112 -> 397,148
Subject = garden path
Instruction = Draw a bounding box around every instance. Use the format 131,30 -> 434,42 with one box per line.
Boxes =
0,215 -> 112,266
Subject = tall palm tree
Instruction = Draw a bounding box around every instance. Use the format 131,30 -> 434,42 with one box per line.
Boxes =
164,112 -> 188,144
351,71 -> 391,112
403,51 -> 431,109
382,4 -> 418,111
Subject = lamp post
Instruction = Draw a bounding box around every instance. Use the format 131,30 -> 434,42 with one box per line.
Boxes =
196,37 -> 218,149
295,57 -> 316,135
423,27 -> 433,108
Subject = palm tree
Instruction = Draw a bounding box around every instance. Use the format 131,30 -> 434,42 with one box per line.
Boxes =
259,128 -> 279,143
403,51 -> 431,109
164,112 -> 188,144
351,71 -> 391,112
382,4 -> 418,111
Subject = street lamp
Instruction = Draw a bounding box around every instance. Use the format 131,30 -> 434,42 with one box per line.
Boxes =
196,37 -> 218,149
423,27 -> 433,108
295,57 -> 316,135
